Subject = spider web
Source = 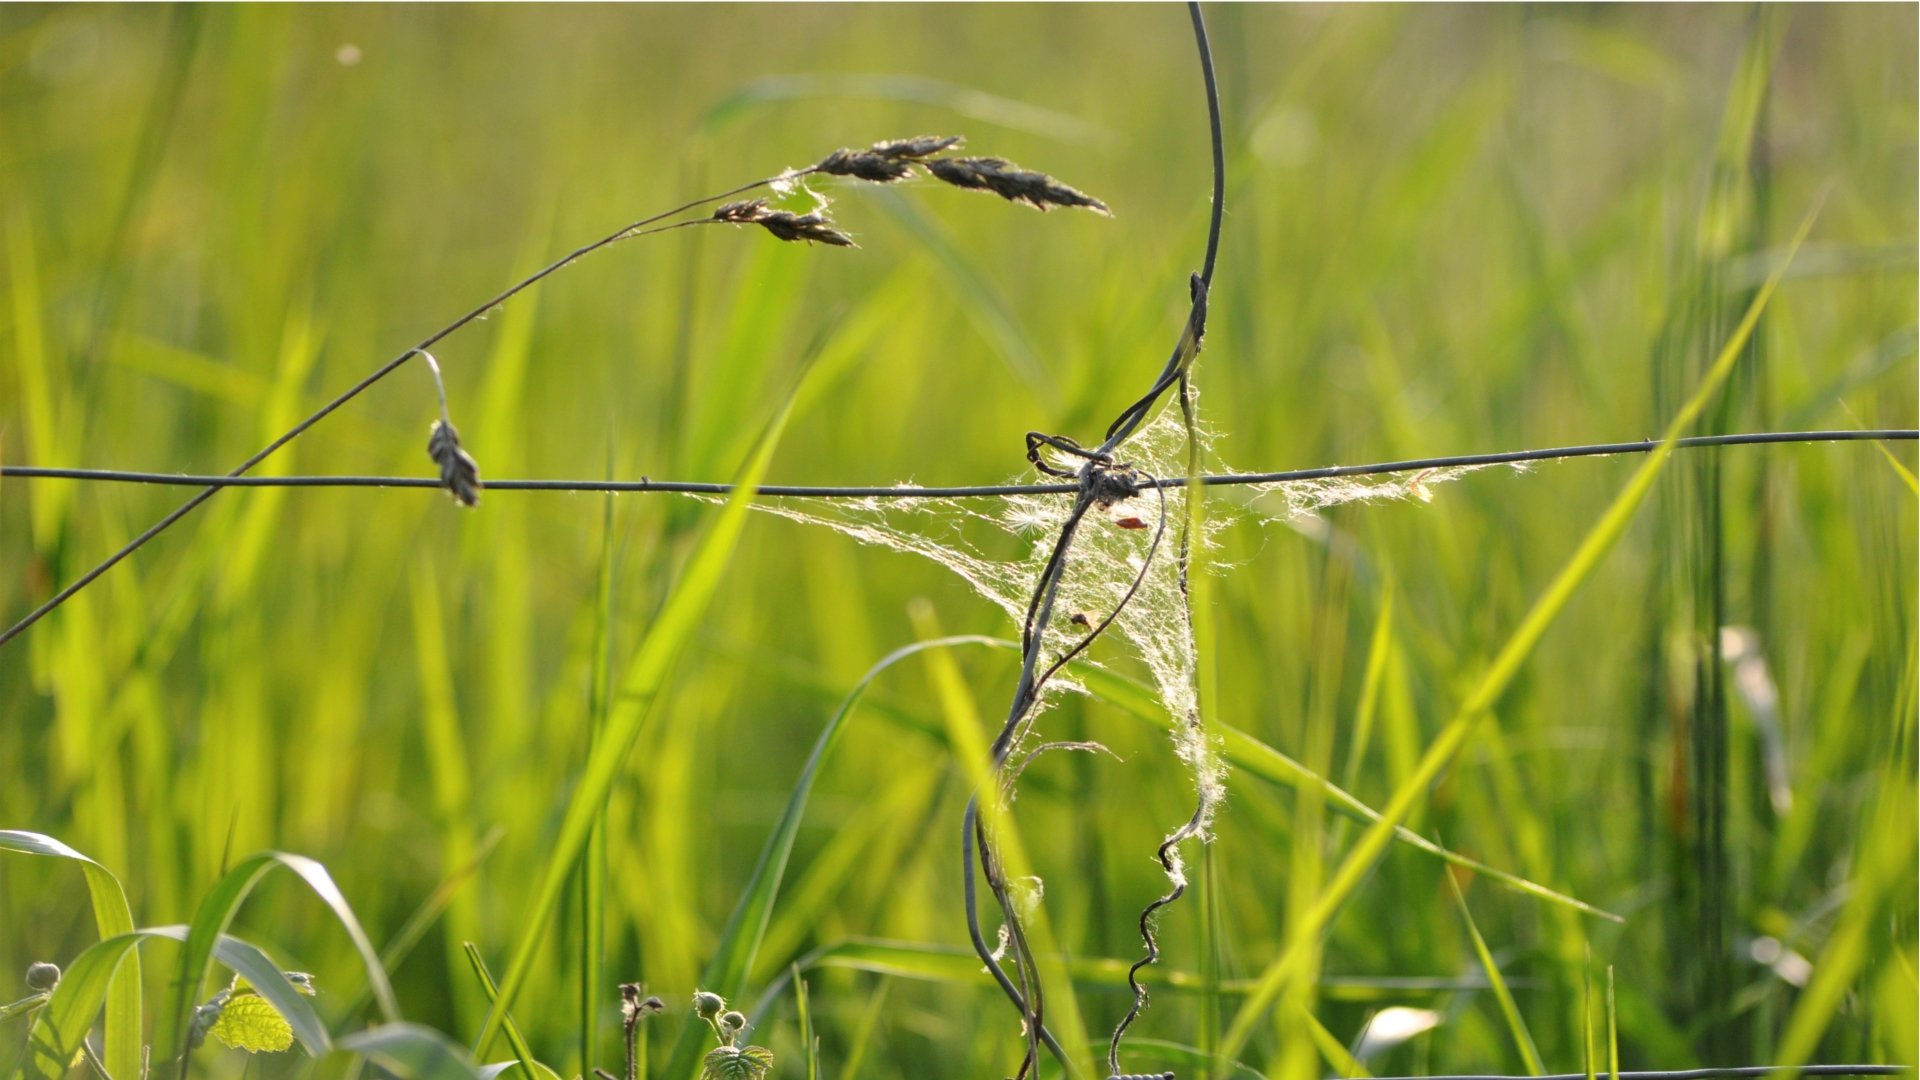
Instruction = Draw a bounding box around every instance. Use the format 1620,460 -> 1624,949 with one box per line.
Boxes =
702,391 -> 1501,841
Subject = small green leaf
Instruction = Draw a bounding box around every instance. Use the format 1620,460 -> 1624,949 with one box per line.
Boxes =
701,1045 -> 774,1080
208,993 -> 295,1053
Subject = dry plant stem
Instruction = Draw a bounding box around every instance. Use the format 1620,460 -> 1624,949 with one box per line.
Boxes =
957,4 -> 1226,1072
1109,374 -> 1209,1074
0,170 -> 808,650
6,431 -> 1912,495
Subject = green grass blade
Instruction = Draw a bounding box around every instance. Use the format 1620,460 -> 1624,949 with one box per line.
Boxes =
791,967 -> 817,1080
20,928 -> 329,1080
474,391 -> 799,1057
19,932 -> 146,1080
144,926 -> 331,1058
1218,195 -> 1824,1073
1444,871 -> 1543,1075
0,833 -> 141,1080
838,979 -> 890,1080
1074,666 -> 1618,920
909,602 -> 1097,1079
1304,1009 -> 1371,1080
340,1023 -> 481,1080
1607,967 -> 1619,1080
580,487 -> 617,1080
168,851 -> 398,1074
657,634 -> 1005,1080
1769,781 -> 1918,1075
1870,441 -> 1919,495
1583,950 -> 1596,1080
408,563 -> 485,1031
462,944 -> 563,1080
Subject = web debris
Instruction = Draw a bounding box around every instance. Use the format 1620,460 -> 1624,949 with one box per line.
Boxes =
696,394 -> 1497,823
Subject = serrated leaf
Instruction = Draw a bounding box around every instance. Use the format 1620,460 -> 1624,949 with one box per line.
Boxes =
208,993 -> 295,1053
701,1045 -> 774,1080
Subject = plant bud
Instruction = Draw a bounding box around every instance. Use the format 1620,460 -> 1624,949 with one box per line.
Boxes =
692,990 -> 725,1021
25,961 -> 60,992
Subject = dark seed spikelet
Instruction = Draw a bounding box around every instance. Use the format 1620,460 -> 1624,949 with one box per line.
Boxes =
711,199 -> 855,247
427,419 -> 482,507
815,135 -> 965,184
926,156 -> 1111,215
814,150 -> 913,184
870,134 -> 963,160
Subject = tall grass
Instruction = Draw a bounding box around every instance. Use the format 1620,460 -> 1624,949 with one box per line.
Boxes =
1,6 -> 1914,1080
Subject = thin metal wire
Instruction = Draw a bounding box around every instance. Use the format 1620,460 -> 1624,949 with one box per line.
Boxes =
0,173 -> 802,651
1370,1068 -> 1907,1080
4,430 -> 1910,496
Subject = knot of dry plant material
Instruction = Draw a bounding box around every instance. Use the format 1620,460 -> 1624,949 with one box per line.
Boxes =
427,419 -> 482,507
1025,430 -> 1123,481
815,134 -> 964,183
927,156 -> 1111,215
1085,461 -> 1144,507
711,199 -> 856,247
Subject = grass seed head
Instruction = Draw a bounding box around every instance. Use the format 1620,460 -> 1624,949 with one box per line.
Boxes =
815,149 -> 914,183
816,134 -> 965,182
711,199 -> 856,247
871,134 -> 963,159
427,419 -> 482,508
926,156 -> 1110,215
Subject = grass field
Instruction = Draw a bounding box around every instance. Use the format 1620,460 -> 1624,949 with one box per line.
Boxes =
1,5 -> 1915,1080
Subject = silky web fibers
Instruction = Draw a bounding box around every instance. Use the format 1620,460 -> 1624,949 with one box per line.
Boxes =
697,397 -> 1499,827
690,393 -> 1500,1061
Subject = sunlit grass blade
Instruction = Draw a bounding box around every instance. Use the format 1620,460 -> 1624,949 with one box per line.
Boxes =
1445,869 -> 1544,1075
749,756 -> 946,985
1607,967 -> 1620,1080
1218,195 -> 1825,1073
838,979 -> 890,1080
167,852 -> 398,1074
580,487 -> 618,1080
757,937 -> 1511,1008
1304,1009 -> 1372,1080
792,967 -> 817,1080
329,829 -> 505,1025
1769,785 -> 1918,1075
657,635 -> 1005,1080
909,602 -> 1096,1079
20,928 -> 328,1080
1585,952 -> 1599,1080
462,944 -> 563,1080
1072,666 -> 1618,920
0,832 -> 140,1080
474,391 -> 799,1057
18,931 -> 146,1080
340,1023 -> 481,1080
1870,441 -> 1918,495
408,563 -> 485,1031
159,928 -> 332,1058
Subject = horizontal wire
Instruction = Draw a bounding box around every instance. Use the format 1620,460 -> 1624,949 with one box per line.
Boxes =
1368,1067 -> 1908,1080
2,430 -> 1911,499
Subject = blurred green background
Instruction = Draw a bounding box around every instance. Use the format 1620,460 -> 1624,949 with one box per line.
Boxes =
1,4 -> 1914,1079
